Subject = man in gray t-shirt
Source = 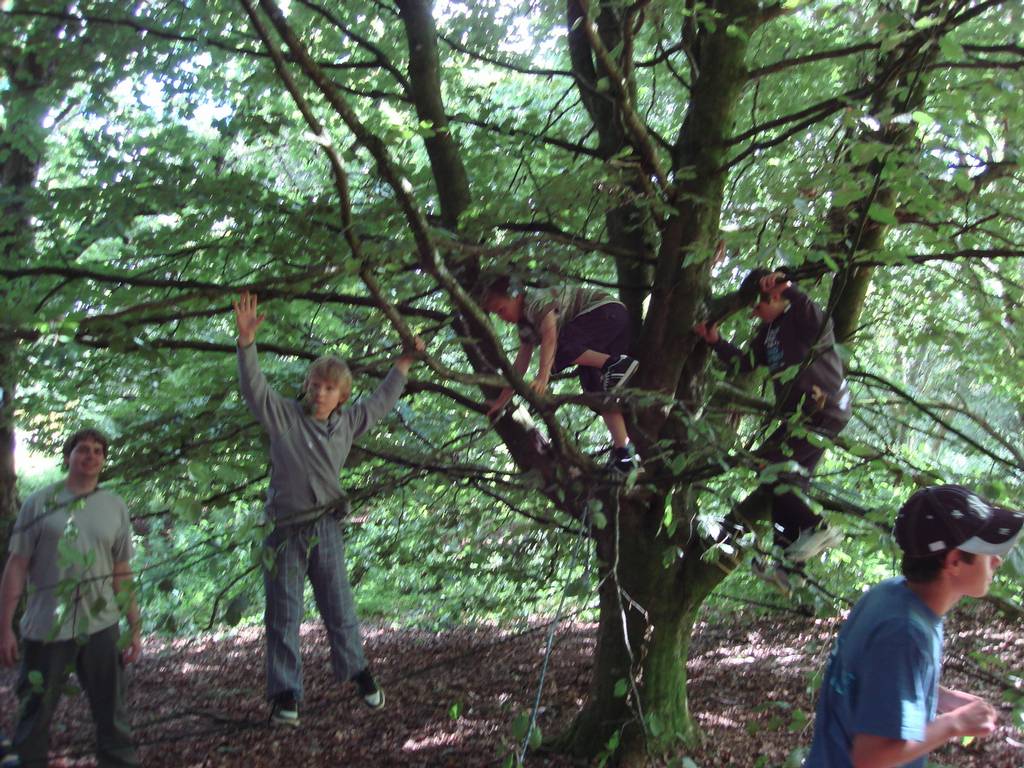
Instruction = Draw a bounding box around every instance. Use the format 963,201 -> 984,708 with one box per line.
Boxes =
0,428 -> 140,767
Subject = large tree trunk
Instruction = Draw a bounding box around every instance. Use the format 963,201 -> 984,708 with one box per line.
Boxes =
555,1 -> 759,761
0,42 -> 54,548
557,485 -> 749,763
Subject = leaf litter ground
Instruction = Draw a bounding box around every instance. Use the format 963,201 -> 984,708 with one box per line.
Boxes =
1,604 -> 1021,767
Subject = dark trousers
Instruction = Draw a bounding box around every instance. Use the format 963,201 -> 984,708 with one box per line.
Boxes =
12,624 -> 138,768
757,411 -> 849,548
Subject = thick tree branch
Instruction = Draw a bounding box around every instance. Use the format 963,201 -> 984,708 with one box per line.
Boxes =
747,41 -> 878,80
576,0 -> 670,194
396,0 -> 472,229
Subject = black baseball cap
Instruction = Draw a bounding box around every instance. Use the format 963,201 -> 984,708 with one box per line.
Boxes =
894,484 -> 1024,558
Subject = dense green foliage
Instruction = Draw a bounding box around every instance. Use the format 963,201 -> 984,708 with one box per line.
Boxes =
2,0 -> 1023,762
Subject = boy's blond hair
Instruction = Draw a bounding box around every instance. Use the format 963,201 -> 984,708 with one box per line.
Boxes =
304,355 -> 352,397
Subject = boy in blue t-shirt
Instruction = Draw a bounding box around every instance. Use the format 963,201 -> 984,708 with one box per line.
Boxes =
805,484 -> 1023,767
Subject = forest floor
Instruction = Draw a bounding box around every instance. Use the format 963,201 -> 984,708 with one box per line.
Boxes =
1,602 -> 1022,767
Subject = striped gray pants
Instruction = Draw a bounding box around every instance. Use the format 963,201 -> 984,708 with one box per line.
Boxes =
263,516 -> 367,701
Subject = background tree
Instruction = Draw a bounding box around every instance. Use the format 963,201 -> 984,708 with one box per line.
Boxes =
1,0 -> 1022,764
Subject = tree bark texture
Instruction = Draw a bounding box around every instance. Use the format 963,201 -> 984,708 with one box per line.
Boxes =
551,0 -> 765,759
396,0 -> 471,230
0,43 -> 53,547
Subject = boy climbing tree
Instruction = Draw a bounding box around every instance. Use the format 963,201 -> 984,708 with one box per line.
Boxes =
233,290 -> 425,726
479,275 -> 639,473
695,269 -> 852,592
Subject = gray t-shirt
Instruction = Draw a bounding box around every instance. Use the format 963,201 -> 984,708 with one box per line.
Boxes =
9,482 -> 134,641
517,285 -> 622,346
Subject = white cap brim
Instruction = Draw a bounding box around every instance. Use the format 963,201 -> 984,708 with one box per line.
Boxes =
958,529 -> 1024,557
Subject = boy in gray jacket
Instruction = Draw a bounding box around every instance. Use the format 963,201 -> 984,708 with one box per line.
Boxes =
233,291 -> 424,726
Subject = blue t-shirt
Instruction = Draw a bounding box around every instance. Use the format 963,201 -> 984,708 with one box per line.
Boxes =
805,578 -> 943,768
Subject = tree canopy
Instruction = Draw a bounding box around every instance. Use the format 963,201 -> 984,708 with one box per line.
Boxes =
2,0 -> 1022,764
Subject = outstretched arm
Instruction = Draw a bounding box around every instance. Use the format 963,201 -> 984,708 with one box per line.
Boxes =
346,336 -> 426,438
531,311 -> 558,396
233,291 -> 292,432
233,290 -> 265,348
695,322 -> 757,374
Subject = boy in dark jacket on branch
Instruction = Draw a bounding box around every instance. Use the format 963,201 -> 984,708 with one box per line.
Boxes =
233,291 -> 425,727
695,269 -> 852,588
479,276 -> 639,473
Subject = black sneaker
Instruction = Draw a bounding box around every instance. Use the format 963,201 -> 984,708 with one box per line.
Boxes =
606,445 -> 639,475
601,355 -> 639,392
352,668 -> 385,710
270,692 -> 300,727
0,736 -> 19,768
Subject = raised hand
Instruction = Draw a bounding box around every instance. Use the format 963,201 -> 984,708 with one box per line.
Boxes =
395,335 -> 427,374
759,271 -> 790,301
403,335 -> 427,360
233,290 -> 265,347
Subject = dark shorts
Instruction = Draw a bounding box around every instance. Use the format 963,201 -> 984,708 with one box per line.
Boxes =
554,303 -> 631,393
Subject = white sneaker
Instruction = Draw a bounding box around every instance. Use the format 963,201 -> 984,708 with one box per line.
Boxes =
353,668 -> 385,710
785,526 -> 844,563
270,693 -> 300,727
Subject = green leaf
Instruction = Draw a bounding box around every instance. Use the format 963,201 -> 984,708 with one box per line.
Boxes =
511,711 -> 532,741
866,203 -> 898,225
448,701 -> 462,720
529,725 -> 542,749
725,24 -> 746,40
613,678 -> 628,697
28,669 -> 44,692
938,36 -> 965,59
911,111 -> 935,128
647,711 -> 663,737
